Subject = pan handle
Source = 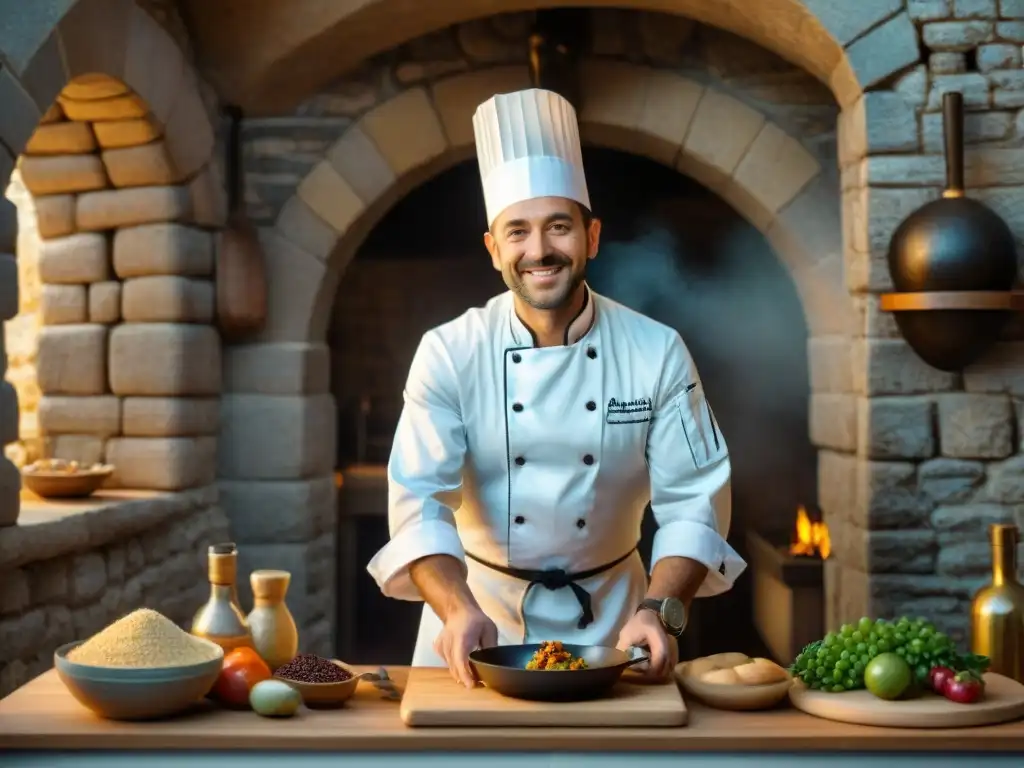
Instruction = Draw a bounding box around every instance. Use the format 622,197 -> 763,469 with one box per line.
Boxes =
624,645 -> 651,667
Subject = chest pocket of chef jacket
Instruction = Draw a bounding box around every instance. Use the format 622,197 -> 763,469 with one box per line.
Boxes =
675,381 -> 725,470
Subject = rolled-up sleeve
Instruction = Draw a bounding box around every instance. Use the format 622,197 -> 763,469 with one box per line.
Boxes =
366,331 -> 467,601
646,333 -> 746,597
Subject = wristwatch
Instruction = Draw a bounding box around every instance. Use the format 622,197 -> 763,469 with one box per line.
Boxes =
638,597 -> 688,638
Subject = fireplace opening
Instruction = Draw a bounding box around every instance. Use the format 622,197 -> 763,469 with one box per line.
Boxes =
331,146 -> 818,665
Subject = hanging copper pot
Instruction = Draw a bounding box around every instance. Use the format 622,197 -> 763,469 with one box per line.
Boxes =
215,105 -> 267,341
884,91 -> 1017,372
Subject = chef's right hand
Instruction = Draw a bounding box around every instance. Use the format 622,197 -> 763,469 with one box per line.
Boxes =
434,603 -> 498,689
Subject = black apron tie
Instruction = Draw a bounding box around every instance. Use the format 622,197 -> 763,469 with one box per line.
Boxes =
465,547 -> 637,630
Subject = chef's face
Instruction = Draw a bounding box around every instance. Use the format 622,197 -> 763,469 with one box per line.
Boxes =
484,196 -> 601,311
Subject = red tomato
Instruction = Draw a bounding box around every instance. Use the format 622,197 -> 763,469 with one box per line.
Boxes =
928,666 -> 955,694
944,673 -> 984,705
213,646 -> 272,708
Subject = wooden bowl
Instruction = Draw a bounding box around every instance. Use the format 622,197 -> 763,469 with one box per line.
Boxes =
22,464 -> 113,499
274,660 -> 369,708
54,639 -> 224,720
675,661 -> 793,711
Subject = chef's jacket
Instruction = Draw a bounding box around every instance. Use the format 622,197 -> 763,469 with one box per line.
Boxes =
366,286 -> 745,666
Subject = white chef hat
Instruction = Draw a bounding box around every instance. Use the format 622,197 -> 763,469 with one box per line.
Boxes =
472,88 -> 591,228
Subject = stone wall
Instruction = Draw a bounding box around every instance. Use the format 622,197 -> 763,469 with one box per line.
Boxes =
822,1 -> 1024,642
10,74 -> 223,491
0,487 -> 229,698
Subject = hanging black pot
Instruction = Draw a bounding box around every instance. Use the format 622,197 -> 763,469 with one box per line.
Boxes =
885,91 -> 1018,372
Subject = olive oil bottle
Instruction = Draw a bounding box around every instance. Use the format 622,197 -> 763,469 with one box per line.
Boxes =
970,524 -> 1024,683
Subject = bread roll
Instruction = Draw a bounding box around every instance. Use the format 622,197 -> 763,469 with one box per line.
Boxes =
702,652 -> 750,668
733,658 -> 790,685
687,657 -> 723,678
701,667 -> 742,685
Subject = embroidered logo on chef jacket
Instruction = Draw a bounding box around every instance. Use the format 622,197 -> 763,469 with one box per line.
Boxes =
606,397 -> 653,425
676,381 -> 726,470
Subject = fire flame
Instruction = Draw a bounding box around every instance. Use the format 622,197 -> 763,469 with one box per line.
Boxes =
789,506 -> 831,559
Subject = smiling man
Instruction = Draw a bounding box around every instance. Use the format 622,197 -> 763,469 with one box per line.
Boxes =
366,88 -> 746,687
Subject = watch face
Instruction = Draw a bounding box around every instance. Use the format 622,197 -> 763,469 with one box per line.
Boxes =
662,598 -> 686,632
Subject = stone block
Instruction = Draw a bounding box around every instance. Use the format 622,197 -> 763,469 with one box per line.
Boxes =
809,394 -> 857,451
38,396 -> 121,437
24,123 -> 97,155
857,396 -> 936,459
923,21 -> 995,50
89,282 -> 121,324
59,93 -> 147,122
937,542 -> 996,576
854,339 -> 960,396
253,230 -> 326,343
932,503 -> 1013,547
38,233 -> 111,285
859,459 -> 934,529
122,397 -> 220,437
36,325 -> 108,396
997,20 -> 1024,40
0,254 -> 17,321
0,381 -> 17,446
92,117 -> 163,149
854,294 -> 902,339
219,476 -> 335,544
62,74 -> 130,101
977,43 -> 1022,71
109,324 -> 221,396
105,436 -> 217,490
45,435 -> 106,466
922,111 -> 1013,152
927,73 -> 992,110
919,458 -> 987,505
846,12 -> 921,90
360,88 -> 447,178
954,0 -> 997,17
224,343 -> 330,395
1003,0 -> 1024,18
325,124 -> 397,208
937,393 -> 1014,459
102,142 -> 180,188
121,276 -> 214,323
76,186 -> 189,232
295,160 -> 365,237
978,454 -> 1024,503
274,196 -> 337,261
837,526 -> 938,575
930,52 -> 967,74
964,342 -> 1024,395
33,195 -> 76,240
40,285 -> 88,324
683,90 -> 765,176
0,457 -> 17,527
808,337 -> 854,394
218,394 -> 335,480
19,155 -> 108,196
113,223 -> 214,278
732,123 -> 820,216
864,92 -> 921,155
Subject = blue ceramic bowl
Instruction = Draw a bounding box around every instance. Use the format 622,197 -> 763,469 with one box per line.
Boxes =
54,639 -> 224,720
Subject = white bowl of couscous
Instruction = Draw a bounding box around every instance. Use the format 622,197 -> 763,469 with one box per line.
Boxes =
55,608 -> 224,720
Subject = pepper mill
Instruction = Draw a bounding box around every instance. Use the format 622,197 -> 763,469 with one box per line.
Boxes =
191,542 -> 253,653
246,569 -> 299,671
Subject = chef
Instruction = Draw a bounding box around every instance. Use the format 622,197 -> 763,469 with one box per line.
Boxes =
367,88 -> 745,688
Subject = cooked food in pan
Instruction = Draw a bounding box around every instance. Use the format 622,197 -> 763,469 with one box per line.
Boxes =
525,641 -> 588,670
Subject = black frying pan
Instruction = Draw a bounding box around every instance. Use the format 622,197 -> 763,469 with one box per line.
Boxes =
468,643 -> 650,702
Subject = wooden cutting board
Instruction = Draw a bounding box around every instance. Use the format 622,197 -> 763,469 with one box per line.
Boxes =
400,668 -> 688,727
789,673 -> 1024,728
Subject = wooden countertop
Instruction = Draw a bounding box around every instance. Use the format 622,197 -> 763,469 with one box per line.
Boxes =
1,667 -> 1023,752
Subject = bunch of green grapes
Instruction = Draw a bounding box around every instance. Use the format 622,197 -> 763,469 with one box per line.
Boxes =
789,616 -> 959,692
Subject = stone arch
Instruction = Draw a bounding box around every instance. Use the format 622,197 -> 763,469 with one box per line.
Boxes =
265,62 -> 848,346
191,0 -> 919,115
0,0 -> 228,517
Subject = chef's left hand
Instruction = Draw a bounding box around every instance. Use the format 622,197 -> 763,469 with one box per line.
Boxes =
616,608 -> 672,681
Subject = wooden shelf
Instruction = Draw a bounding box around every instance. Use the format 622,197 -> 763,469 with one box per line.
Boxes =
880,291 -> 1024,312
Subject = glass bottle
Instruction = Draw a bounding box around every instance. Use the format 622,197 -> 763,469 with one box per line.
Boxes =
970,524 -> 1024,683
191,542 -> 252,653
246,569 -> 299,671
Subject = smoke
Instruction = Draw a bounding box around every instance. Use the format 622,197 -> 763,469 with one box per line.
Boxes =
589,212 -> 817,534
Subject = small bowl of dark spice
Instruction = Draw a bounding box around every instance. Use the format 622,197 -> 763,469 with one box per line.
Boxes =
274,653 -> 365,707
